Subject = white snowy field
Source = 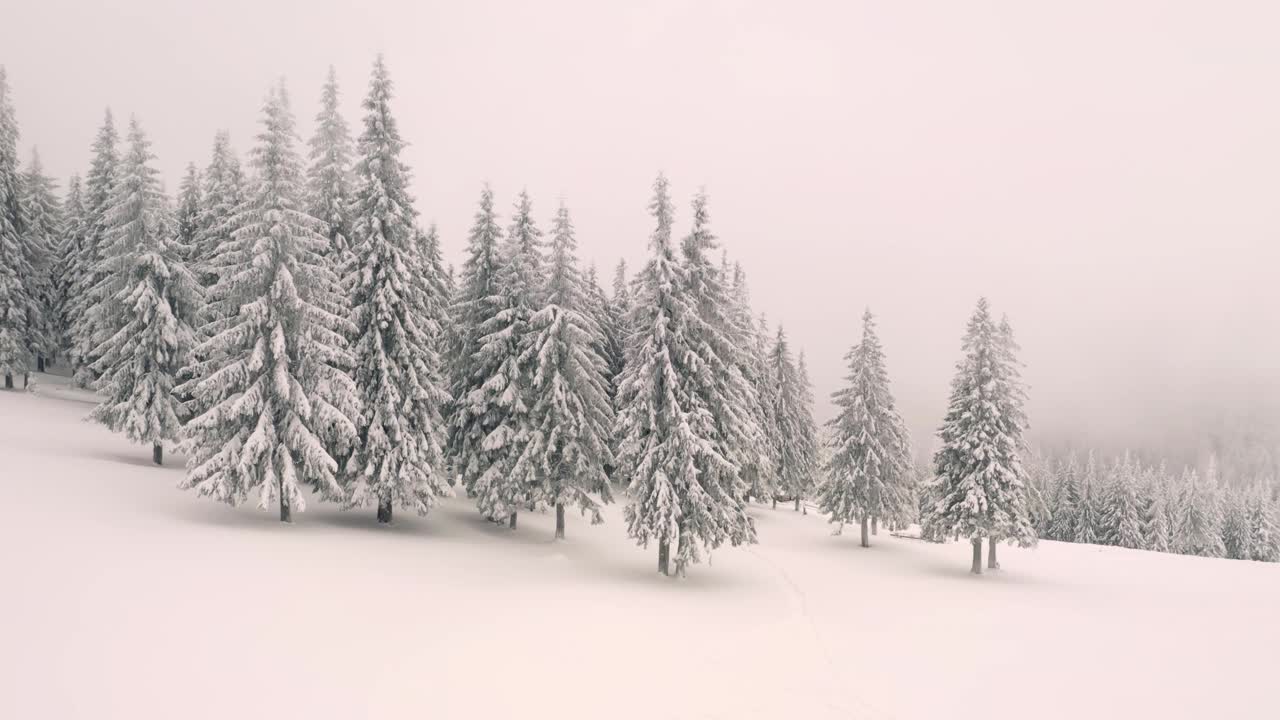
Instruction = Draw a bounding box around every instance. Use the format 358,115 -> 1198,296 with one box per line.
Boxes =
2,375 -> 1278,720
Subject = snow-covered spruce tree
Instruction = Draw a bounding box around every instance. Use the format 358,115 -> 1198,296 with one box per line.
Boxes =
1179,459 -> 1226,558
191,131 -> 246,289
769,326 -> 813,509
69,110 -> 121,388
176,132 -> 247,413
343,57 -> 450,524
466,190 -> 545,528
508,200 -> 614,539
19,148 -> 61,372
583,263 -> 620,398
678,190 -> 761,516
0,67 -> 32,390
174,162 -> 202,262
0,67 -> 37,389
88,119 -> 199,465
1220,484 -> 1252,560
446,184 -> 506,491
922,298 -> 1036,574
306,65 -> 355,268
52,175 -> 87,360
1099,453 -> 1145,549
1245,484 -> 1279,562
819,310 -> 913,547
1022,448 -> 1056,539
181,85 -> 357,522
1074,453 -> 1102,545
607,259 -> 631,385
416,223 -> 454,362
1047,455 -> 1080,541
726,267 -> 778,503
1139,464 -> 1173,553
985,313 -> 1034,569
794,350 -> 822,515
615,174 -> 756,576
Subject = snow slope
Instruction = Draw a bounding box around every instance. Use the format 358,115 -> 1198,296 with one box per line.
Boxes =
2,374 -> 1278,720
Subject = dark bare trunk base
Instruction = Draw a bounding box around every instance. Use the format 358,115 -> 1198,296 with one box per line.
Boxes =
377,499 -> 392,524
872,517 -> 878,535
3,375 -> 11,390
152,442 -> 163,466
988,539 -> 1000,570
658,539 -> 670,576
36,356 -> 45,372
772,498 -> 777,510
794,498 -> 801,512
508,511 -> 517,530
971,538 -> 983,574
555,503 -> 565,540
280,495 -> 292,523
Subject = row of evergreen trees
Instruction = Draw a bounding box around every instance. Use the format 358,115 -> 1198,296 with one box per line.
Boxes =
1025,452 -> 1279,562
0,61 -> 828,576
9,59 -> 1267,576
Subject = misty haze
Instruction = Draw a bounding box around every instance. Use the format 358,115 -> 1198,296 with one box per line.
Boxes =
1,2 -> 1277,720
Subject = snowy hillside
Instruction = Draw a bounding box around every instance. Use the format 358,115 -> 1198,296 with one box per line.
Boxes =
3,376 -> 1278,720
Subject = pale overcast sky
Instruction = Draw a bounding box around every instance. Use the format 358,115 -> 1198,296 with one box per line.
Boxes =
4,1 -> 1278,450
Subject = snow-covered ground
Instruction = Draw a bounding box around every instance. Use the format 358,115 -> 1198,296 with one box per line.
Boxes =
3,374 -> 1278,720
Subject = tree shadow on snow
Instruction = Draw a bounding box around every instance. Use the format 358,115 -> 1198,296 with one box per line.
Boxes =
78,446 -> 188,472
176,499 -> 457,541
912,556 -> 1065,591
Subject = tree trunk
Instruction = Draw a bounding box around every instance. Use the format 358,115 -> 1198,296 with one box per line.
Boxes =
152,442 -> 163,466
860,515 -> 870,548
3,374 -> 11,389
872,516 -> 878,535
508,511 -> 517,530
555,502 -> 565,540
988,539 -> 1000,570
377,498 -> 392,524
971,538 -> 983,575
772,498 -> 777,510
658,539 -> 670,576
36,356 -> 45,373
280,493 -> 292,523
794,498 -> 801,512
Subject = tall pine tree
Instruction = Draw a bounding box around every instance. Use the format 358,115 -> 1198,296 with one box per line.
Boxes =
344,57 -> 450,523
53,175 -> 87,361
0,66 -> 29,390
467,190 -> 545,528
678,190 -> 760,520
306,65 -> 355,267
819,310 -> 913,546
446,184 -> 506,491
181,84 -> 356,521
174,162 -> 202,262
89,118 -> 199,464
770,326 -> 816,509
794,350 -> 822,514
615,174 -> 755,576
191,131 -> 245,290
19,148 -> 60,372
514,200 -> 613,539
69,110 -> 121,388
923,298 -> 1036,573
1179,459 -> 1226,558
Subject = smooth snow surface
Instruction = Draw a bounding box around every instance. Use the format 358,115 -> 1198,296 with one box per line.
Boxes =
3,374 -> 1278,720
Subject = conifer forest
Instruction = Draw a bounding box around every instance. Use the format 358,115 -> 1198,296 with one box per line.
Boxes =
3,4 -> 1278,719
